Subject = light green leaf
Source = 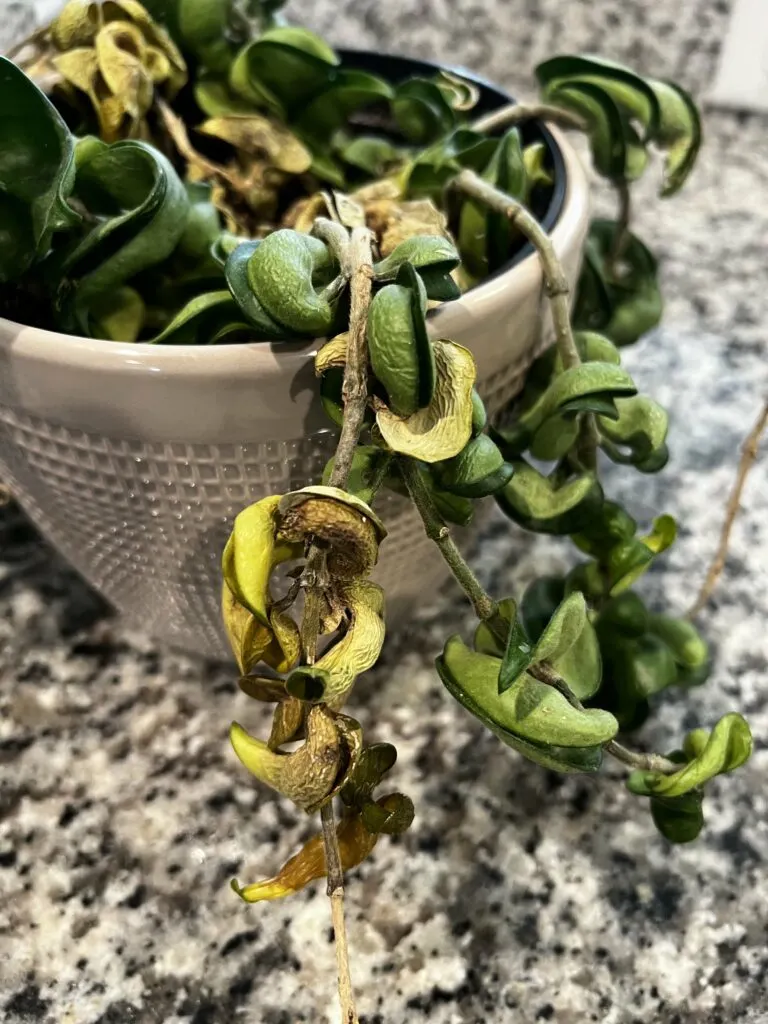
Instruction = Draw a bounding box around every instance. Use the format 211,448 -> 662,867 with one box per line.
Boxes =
496,461 -> 603,535
627,714 -> 752,799
649,79 -> 702,196
436,434 -> 513,498
297,70 -> 394,138
245,229 -> 335,336
225,240 -> 291,337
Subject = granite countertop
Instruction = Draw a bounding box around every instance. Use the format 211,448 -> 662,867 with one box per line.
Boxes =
2,4 -> 768,1022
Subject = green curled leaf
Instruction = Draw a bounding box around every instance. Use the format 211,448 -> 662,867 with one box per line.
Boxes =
598,394 -> 669,470
470,390 -> 487,435
608,514 -> 676,594
339,136 -> 404,177
576,220 -> 663,347
177,0 -> 232,72
437,635 -> 617,761
646,615 -> 709,684
536,55 -> 662,137
648,79 -> 702,197
542,79 -> 631,180
61,139 -> 189,323
368,264 -> 434,417
393,77 -> 455,144
297,70 -> 394,138
148,290 -> 252,344
436,434 -> 513,498
373,234 -> 460,282
90,285 -> 145,342
608,633 -> 678,700
0,57 -> 79,281
496,461 -> 603,535
225,240 -> 291,337
405,128 -> 497,199
229,27 -> 338,116
627,714 -> 752,799
596,592 -> 649,639
245,229 -> 335,336
572,499 -> 637,556
519,576 -> 566,644
649,791 -> 705,843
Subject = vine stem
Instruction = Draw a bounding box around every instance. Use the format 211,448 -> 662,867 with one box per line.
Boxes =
471,102 -> 586,135
398,457 -> 497,622
604,740 -> 679,776
452,169 -> 581,371
609,181 -> 632,273
687,398 -> 768,619
300,224 -> 374,1024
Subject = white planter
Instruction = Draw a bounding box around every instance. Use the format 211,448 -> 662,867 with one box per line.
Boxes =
0,126 -> 588,657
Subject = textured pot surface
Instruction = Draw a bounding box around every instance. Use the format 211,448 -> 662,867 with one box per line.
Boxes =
0,124 -> 588,657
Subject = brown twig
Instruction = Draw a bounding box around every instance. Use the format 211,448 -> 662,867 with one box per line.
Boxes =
299,224 -> 374,1024
687,398 -> 768,619
471,101 -> 586,135
452,169 -> 581,371
604,740 -> 679,776
398,457 -> 497,622
321,802 -> 358,1024
327,227 -> 375,490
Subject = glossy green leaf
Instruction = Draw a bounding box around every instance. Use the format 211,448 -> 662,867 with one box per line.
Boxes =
597,592 -> 649,639
373,235 -> 460,282
405,128 -> 497,199
297,70 -> 394,138
368,265 -> 433,417
544,79 -> 629,180
627,714 -> 752,799
470,390 -> 488,435
90,285 -> 145,342
194,75 -> 258,117
578,220 -> 663,347
225,240 -> 290,337
649,79 -> 702,196
608,515 -> 676,594
0,57 -> 78,280
496,461 -> 603,535
178,0 -> 232,72
393,78 -> 455,144
340,135 -> 404,177
498,615 -> 534,694
245,229 -> 335,336
520,576 -> 566,645
62,139 -> 188,318
646,615 -> 709,672
418,267 -> 461,302
436,434 -> 513,498
649,791 -> 705,843
536,55 -> 662,137
148,290 -> 252,344
178,182 -> 222,261
572,330 -> 621,366
229,27 -> 338,116
571,499 -> 637,556
437,634 -> 618,749
599,394 -> 669,469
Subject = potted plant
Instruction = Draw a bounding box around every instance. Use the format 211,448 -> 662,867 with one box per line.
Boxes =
0,3 -> 755,1021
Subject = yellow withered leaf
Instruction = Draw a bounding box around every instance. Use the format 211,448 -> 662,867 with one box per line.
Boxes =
198,116 -> 312,175
231,811 -> 379,903
102,0 -> 186,91
95,21 -> 152,121
222,495 -> 300,625
316,581 -> 386,709
314,332 -> 349,375
51,0 -> 99,49
375,339 -> 476,462
268,697 -> 306,750
51,47 -> 100,99
221,581 -> 273,675
230,705 -> 341,813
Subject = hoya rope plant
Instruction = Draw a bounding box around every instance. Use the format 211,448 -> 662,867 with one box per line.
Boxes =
0,7 -> 757,1020
215,61 -> 753,1024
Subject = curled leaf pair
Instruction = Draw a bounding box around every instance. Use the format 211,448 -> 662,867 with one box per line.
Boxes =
437,593 -> 617,774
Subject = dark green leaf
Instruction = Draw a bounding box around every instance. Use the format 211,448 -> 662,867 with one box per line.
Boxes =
649,79 -> 702,196
148,290 -> 252,344
339,135 -> 404,177
496,461 -> 603,535
393,78 -> 455,144
437,434 -> 512,498
520,576 -> 566,644
0,57 -> 78,279
322,446 -> 391,504
297,70 -> 394,138
498,616 -> 534,694
225,240 -> 291,337
649,792 -> 704,843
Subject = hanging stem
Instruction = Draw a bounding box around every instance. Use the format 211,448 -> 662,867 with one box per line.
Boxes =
471,102 -> 586,135
398,457 -> 497,622
328,227 -> 375,489
298,223 -> 374,1024
452,169 -> 581,371
321,802 -> 358,1024
609,180 -> 632,273
604,740 -> 679,776
687,398 -> 768,619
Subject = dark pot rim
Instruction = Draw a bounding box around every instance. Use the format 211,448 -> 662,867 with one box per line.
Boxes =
336,47 -> 568,277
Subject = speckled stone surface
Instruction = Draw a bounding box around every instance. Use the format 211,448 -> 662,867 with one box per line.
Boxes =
2,4 -> 768,1023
